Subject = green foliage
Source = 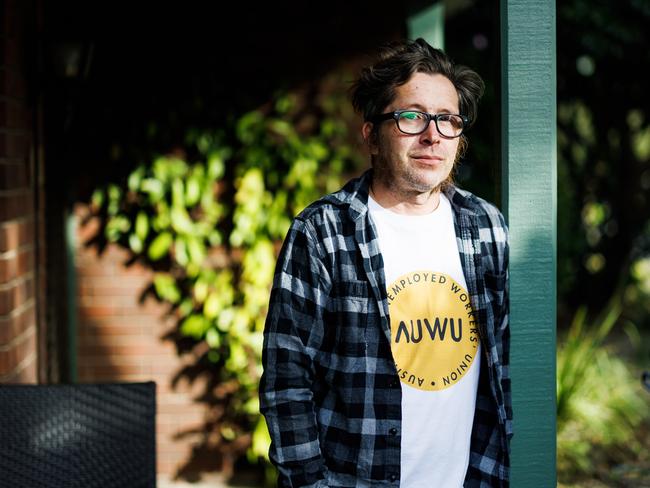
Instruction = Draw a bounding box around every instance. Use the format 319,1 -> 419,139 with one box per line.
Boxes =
90,90 -> 360,472
557,296 -> 650,481
556,0 -> 650,325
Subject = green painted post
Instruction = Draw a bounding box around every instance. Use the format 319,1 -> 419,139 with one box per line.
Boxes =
501,1 -> 557,486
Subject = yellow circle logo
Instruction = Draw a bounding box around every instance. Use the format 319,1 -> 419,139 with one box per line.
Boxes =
388,271 -> 479,391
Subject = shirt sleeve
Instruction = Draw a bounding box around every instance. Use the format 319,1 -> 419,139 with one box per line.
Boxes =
259,217 -> 332,488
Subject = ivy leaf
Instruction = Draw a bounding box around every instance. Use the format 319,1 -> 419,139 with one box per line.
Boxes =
105,215 -> 130,242
204,292 -> 221,319
91,189 -> 104,210
206,327 -> 221,348
180,314 -> 209,339
174,236 -> 189,267
141,178 -> 165,202
186,177 -> 201,206
153,273 -> 181,304
148,232 -> 173,261
128,233 -> 143,254
128,164 -> 146,192
207,152 -> 225,180
171,206 -> 194,234
135,211 -> 149,241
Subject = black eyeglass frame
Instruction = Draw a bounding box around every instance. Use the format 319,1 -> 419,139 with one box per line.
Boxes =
368,110 -> 470,138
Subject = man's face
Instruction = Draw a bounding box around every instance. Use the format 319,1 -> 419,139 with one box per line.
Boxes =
364,72 -> 462,196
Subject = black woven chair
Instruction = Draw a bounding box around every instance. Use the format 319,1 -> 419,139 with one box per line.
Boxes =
0,381 -> 156,488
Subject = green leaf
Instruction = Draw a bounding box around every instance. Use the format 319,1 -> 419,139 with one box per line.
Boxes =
193,280 -> 208,303
148,232 -> 173,261
170,206 -> 194,234
180,314 -> 209,339
174,236 -> 189,266
91,189 -> 104,210
187,236 -> 206,265
206,327 -> 221,348
105,215 -> 130,242
204,292 -> 221,319
236,111 -> 264,144
172,178 -> 185,208
135,211 -> 149,241
153,273 -> 181,303
128,233 -> 143,253
185,177 -> 201,206
128,165 -> 146,192
141,178 -> 165,202
207,152 -> 225,180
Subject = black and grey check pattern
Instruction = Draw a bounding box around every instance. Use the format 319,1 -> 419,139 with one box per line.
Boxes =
260,170 -> 511,488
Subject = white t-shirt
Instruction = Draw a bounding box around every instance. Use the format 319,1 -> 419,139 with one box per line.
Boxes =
368,194 -> 481,488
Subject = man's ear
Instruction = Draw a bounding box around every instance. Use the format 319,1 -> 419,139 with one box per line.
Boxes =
362,122 -> 379,155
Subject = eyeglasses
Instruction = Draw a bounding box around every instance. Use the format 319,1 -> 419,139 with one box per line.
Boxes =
369,110 -> 469,138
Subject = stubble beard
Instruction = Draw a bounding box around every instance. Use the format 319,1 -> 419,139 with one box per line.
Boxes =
372,154 -> 455,199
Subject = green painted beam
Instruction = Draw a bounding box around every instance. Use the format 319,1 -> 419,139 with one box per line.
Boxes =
407,2 -> 444,49
501,1 -> 557,486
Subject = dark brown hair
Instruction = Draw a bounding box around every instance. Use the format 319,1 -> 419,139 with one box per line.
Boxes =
351,38 -> 485,127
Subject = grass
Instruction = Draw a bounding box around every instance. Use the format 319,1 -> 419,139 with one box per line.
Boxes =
557,296 -> 650,486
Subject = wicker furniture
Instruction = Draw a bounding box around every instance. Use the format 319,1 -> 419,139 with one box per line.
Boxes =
0,382 -> 156,488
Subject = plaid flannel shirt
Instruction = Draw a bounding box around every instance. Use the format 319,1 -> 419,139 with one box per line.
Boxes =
260,169 -> 511,488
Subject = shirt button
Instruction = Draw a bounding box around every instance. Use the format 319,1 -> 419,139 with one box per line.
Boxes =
389,474 -> 398,482
389,427 -> 398,435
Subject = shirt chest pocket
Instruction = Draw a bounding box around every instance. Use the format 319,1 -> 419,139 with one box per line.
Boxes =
329,280 -> 371,354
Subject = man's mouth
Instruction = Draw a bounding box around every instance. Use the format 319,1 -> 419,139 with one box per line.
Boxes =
411,155 -> 444,164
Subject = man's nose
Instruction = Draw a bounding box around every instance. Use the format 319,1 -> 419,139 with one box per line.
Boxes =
419,119 -> 441,144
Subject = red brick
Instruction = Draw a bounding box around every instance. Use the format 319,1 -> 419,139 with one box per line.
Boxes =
0,349 -> 12,376
0,324 -> 35,377
76,365 -> 147,382
0,275 -> 35,315
12,355 -> 37,383
75,211 -> 101,243
78,322 -> 148,339
0,246 -> 33,283
74,231 -> 227,478
78,276 -> 150,296
81,343 -> 154,357
0,301 -> 35,344
0,220 -> 32,252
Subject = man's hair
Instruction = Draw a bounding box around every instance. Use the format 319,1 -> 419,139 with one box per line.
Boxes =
350,38 -> 485,127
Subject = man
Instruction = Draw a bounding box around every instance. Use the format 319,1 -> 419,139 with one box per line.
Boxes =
260,38 -> 511,488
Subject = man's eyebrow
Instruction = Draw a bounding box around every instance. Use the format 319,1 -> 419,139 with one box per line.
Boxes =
396,102 -> 458,113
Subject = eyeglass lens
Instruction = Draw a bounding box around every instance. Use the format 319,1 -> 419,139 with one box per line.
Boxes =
397,111 -> 464,137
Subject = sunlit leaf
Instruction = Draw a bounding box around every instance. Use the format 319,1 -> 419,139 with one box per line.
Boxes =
181,314 -> 208,339
128,233 -> 143,253
153,273 -> 181,303
135,211 -> 149,241
148,232 -> 173,261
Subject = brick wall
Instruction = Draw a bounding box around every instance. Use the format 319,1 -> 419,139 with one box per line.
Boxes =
75,204 -> 214,476
0,0 -> 42,384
